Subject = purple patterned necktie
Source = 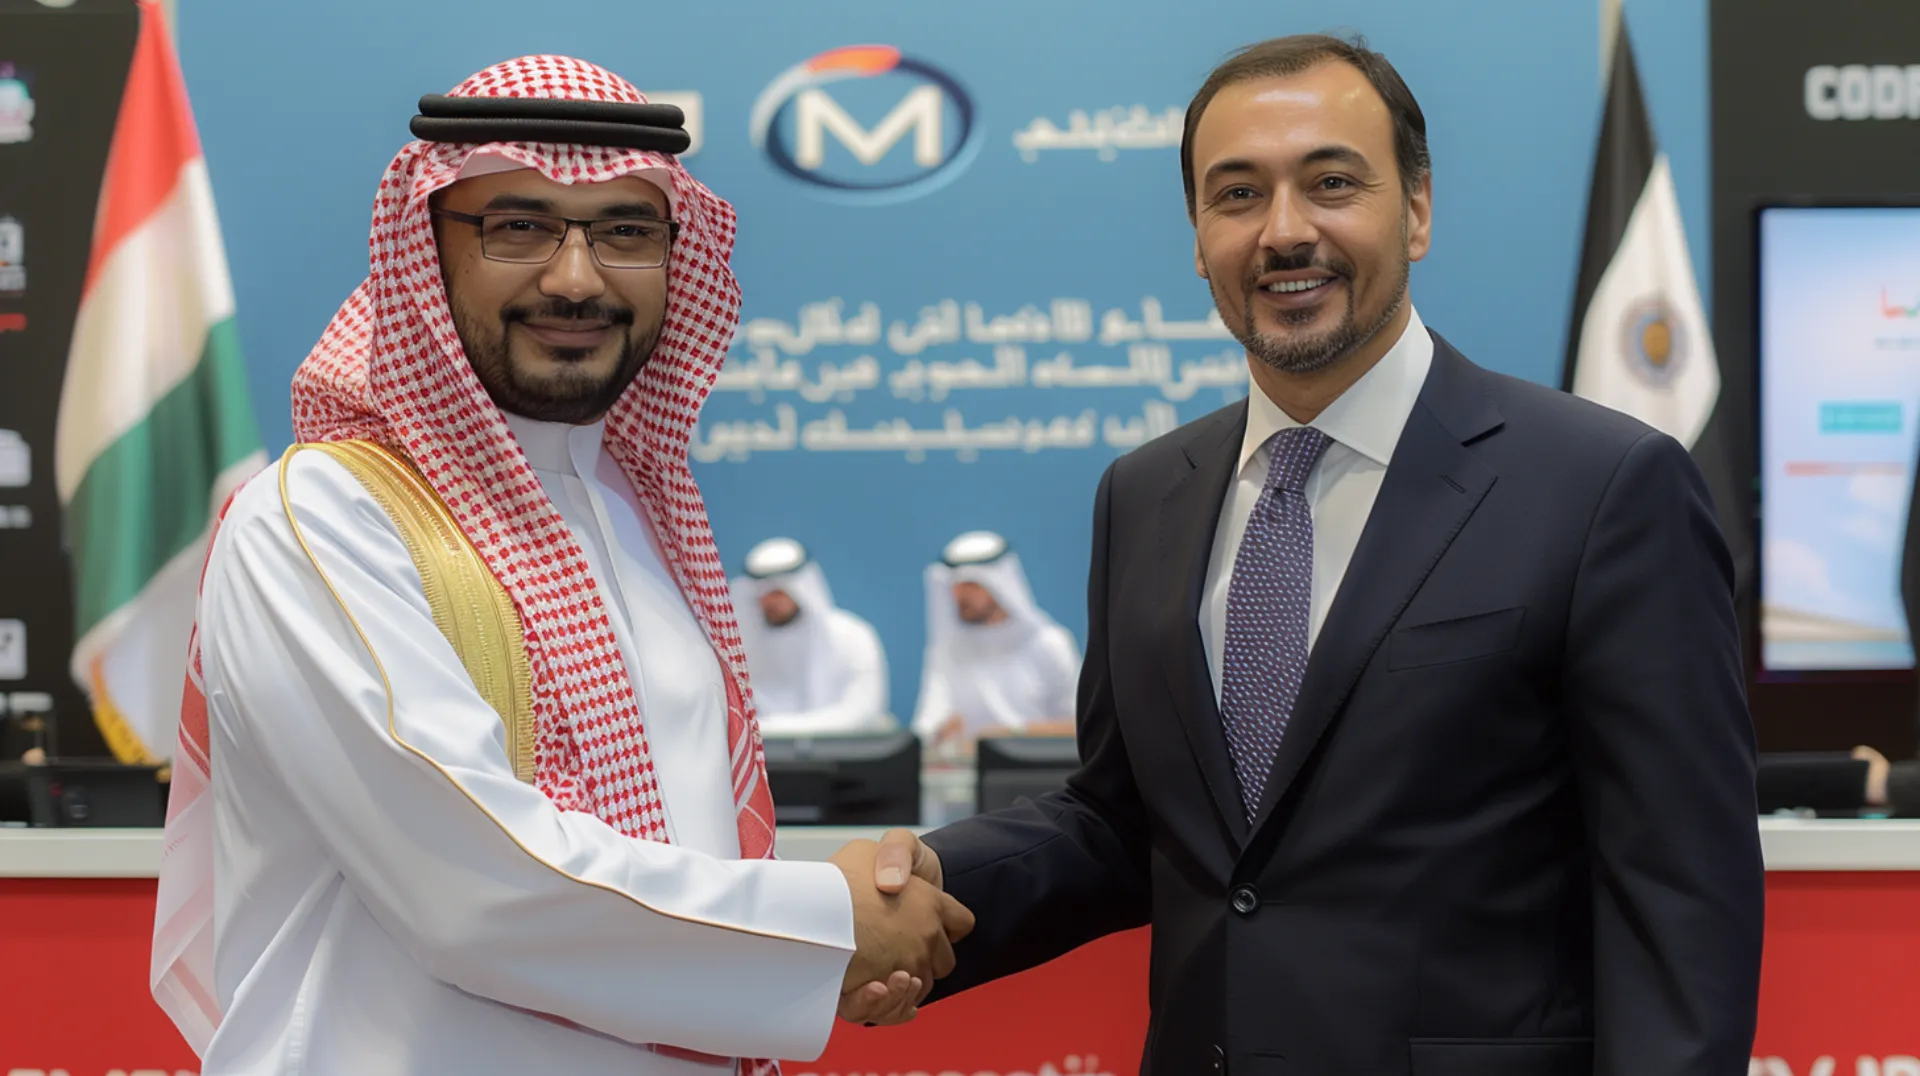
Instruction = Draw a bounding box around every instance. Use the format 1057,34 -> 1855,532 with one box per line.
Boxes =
1219,425 -> 1332,821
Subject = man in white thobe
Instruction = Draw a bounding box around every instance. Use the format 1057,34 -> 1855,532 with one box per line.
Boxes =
912,531 -> 1081,751
151,57 -> 964,1076
731,538 -> 892,737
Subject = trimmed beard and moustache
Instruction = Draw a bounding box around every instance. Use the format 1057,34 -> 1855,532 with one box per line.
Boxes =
453,295 -> 663,424
1217,210 -> 1411,376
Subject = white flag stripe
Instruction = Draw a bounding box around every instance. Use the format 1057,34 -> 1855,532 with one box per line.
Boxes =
55,158 -> 237,503
1570,154 -> 1720,448
72,450 -> 262,759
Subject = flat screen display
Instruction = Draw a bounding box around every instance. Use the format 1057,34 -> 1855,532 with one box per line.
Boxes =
1759,205 -> 1920,674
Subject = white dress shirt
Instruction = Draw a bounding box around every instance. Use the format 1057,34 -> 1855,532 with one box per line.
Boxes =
195,417 -> 855,1074
502,413 -> 741,853
1200,308 -> 1435,705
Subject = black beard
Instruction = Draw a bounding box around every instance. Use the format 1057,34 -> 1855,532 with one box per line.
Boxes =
452,295 -> 659,424
1218,215 -> 1410,376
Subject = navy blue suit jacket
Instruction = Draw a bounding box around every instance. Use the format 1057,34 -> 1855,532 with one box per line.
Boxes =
921,332 -> 1764,1076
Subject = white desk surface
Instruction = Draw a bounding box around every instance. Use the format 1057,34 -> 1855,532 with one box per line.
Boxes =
4,818 -> 1920,878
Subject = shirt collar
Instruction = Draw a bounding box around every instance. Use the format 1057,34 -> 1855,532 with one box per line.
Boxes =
501,411 -> 608,478
1238,304 -> 1435,474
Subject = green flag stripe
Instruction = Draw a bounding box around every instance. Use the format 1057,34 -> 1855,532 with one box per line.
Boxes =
69,316 -> 261,639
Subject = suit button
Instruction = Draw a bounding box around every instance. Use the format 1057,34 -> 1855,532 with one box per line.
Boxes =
1213,1043 -> 1227,1073
1230,884 -> 1260,916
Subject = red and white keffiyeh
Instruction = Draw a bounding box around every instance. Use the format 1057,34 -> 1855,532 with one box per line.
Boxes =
153,56 -> 781,1070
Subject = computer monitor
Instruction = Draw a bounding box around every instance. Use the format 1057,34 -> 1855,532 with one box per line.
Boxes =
974,735 -> 1079,814
0,762 -> 30,825
20,761 -> 166,827
760,731 -> 921,825
1757,203 -> 1920,676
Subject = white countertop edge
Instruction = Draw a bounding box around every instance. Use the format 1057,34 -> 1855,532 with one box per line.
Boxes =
0,828 -> 166,878
4,819 -> 1920,878
1755,818 -> 1920,871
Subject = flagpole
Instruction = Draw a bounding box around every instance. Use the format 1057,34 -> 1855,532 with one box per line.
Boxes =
1600,0 -> 1623,79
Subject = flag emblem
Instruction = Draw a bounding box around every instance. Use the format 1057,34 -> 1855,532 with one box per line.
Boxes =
1622,296 -> 1685,385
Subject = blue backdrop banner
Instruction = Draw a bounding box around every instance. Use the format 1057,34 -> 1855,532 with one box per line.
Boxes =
178,0 -> 1708,724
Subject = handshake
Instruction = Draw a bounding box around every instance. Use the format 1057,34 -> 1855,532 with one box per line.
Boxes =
827,828 -> 969,1027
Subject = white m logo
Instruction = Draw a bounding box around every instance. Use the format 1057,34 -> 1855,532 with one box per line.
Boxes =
792,84 -> 944,169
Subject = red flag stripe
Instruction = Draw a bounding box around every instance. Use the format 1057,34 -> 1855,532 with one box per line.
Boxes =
83,0 -> 203,298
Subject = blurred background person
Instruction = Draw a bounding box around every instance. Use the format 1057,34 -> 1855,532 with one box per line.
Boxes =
913,531 -> 1080,753
732,537 -> 892,737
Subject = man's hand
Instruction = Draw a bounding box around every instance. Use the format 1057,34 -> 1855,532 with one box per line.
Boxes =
1854,745 -> 1892,806
837,829 -> 955,1026
934,713 -> 967,746
839,968 -> 921,1027
829,838 -> 973,1027
872,827 -> 943,895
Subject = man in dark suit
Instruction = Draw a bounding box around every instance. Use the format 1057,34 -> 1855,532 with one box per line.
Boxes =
864,32 -> 1764,1075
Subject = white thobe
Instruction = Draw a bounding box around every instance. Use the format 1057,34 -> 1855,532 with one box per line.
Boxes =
910,623 -> 1082,737
750,608 -> 893,738
195,416 -> 855,1075
1201,306 -> 1434,700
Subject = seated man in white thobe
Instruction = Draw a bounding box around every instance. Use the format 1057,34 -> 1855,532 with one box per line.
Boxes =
150,57 -> 966,1075
912,531 -> 1082,752
731,538 -> 892,737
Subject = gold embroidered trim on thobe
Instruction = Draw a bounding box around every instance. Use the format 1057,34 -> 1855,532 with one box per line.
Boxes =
288,440 -> 535,784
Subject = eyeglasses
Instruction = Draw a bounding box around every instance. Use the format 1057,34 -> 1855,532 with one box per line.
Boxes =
430,208 -> 679,269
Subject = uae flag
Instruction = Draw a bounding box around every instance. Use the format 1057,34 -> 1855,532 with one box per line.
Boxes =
1562,15 -> 1719,449
56,0 -> 263,765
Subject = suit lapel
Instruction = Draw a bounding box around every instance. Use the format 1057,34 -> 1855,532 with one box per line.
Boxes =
1156,403 -> 1251,845
1248,336 -> 1504,836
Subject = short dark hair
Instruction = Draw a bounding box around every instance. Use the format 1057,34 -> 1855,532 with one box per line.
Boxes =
1181,33 -> 1431,217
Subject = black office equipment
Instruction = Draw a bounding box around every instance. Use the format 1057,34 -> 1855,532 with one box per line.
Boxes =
761,731 -> 921,825
21,760 -> 166,827
974,735 -> 1079,814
